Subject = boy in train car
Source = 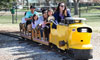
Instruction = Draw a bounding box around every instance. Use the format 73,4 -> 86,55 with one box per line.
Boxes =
25,5 -> 39,31
44,8 -> 54,41
38,9 -> 54,41
37,9 -> 48,40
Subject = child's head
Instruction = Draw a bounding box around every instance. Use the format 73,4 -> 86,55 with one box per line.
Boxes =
42,9 -> 48,19
33,14 -> 38,21
48,8 -> 54,16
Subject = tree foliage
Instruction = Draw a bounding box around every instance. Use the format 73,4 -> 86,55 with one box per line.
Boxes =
73,0 -> 80,15
93,0 -> 100,3
56,0 -> 66,3
0,0 -> 16,9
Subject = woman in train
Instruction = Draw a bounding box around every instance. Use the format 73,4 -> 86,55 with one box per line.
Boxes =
54,2 -> 71,23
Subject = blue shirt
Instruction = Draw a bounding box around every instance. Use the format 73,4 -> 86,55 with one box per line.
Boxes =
25,11 -> 39,19
54,9 -> 71,23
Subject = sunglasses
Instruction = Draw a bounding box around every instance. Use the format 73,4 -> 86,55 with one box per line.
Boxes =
60,5 -> 65,7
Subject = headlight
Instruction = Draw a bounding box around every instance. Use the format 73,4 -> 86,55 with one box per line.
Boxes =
77,27 -> 92,33
75,20 -> 79,23
81,29 -> 87,32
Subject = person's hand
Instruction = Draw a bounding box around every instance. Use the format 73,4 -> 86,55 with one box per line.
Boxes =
39,24 -> 42,26
30,17 -> 33,20
44,21 -> 47,24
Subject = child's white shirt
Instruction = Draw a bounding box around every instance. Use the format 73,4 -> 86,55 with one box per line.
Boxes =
21,17 -> 26,23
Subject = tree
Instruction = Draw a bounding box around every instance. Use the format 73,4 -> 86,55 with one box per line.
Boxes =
73,0 -> 80,15
56,0 -> 66,3
67,0 -> 72,11
93,0 -> 100,3
45,0 -> 50,6
26,0 -> 29,10
0,0 -> 16,9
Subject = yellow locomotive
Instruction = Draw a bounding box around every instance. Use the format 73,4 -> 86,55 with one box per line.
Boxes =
19,17 -> 93,60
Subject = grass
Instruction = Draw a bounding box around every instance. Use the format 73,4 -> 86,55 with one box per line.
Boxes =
71,7 -> 100,14
80,11 -> 100,33
0,15 -> 23,24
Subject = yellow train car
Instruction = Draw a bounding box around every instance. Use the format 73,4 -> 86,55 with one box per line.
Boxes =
19,17 -> 93,60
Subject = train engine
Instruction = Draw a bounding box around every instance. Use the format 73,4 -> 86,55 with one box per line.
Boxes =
49,17 -> 93,60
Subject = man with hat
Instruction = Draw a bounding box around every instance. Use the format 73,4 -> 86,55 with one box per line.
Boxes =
25,5 -> 39,30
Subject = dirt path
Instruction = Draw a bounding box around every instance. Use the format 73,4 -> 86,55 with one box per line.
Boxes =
0,34 -> 68,60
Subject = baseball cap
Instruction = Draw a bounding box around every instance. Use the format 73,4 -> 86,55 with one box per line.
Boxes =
30,5 -> 35,9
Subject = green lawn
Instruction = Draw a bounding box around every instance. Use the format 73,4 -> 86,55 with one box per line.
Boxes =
81,12 -> 100,33
0,15 -> 23,24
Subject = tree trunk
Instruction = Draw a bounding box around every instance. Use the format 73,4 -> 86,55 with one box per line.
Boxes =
86,3 -> 89,13
67,0 -> 72,11
26,0 -> 29,10
38,0 -> 41,6
45,0 -> 50,6
54,0 -> 56,3
73,0 -> 79,15
22,0 -> 24,7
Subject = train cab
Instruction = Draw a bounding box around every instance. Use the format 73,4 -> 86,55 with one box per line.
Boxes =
49,17 -> 93,60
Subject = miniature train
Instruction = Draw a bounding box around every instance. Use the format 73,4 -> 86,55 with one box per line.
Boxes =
19,17 -> 93,60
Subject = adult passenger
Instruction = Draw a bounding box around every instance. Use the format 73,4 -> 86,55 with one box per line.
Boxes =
54,2 -> 71,23
25,5 -> 39,30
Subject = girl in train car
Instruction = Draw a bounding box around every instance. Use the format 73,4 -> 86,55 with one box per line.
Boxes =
31,14 -> 39,29
48,8 -> 54,17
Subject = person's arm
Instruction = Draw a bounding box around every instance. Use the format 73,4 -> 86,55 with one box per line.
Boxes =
53,12 -> 59,23
25,17 -> 32,21
53,12 -> 57,20
25,12 -> 32,21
